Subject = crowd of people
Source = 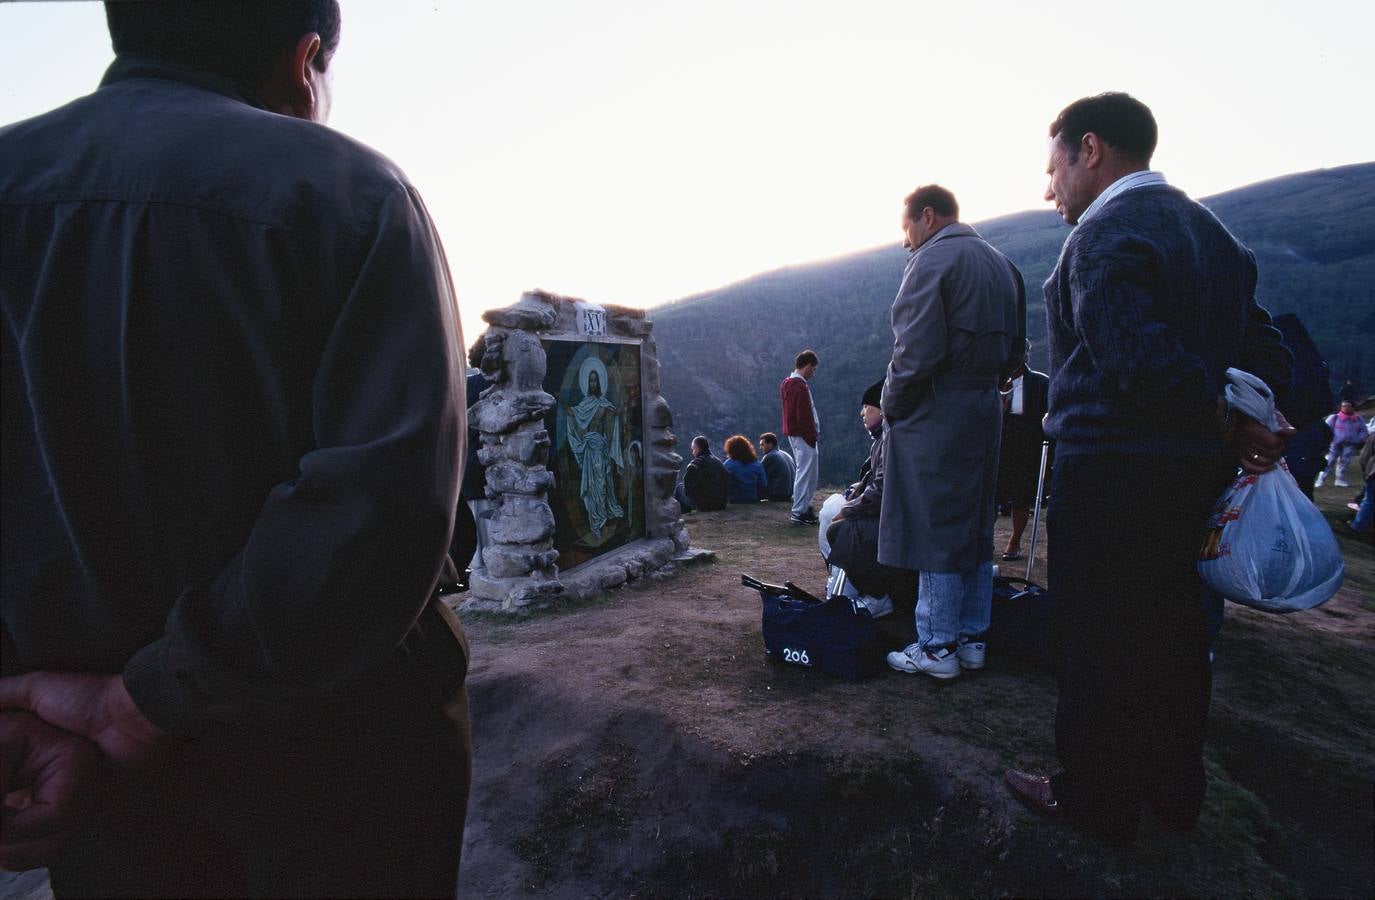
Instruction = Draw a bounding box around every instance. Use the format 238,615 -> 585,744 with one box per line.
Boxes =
674,92 -> 1339,846
0,0 -> 1359,890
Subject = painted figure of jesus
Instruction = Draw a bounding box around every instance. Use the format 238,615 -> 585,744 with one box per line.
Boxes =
562,360 -> 624,538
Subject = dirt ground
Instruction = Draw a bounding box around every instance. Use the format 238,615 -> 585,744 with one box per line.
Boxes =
3,491 -> 1370,898
456,495 -> 1374,898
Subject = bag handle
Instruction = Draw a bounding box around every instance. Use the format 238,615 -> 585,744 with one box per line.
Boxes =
1224,367 -> 1278,430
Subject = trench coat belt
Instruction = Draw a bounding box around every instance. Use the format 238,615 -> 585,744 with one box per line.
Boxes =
930,373 -> 998,390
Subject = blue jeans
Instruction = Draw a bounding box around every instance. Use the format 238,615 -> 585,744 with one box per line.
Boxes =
914,560 -> 993,650
1354,477 -> 1374,533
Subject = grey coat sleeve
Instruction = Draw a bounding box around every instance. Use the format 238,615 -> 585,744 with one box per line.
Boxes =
123,185 -> 466,734
883,255 -> 947,421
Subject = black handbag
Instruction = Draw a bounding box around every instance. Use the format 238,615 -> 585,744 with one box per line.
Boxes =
743,575 -> 886,681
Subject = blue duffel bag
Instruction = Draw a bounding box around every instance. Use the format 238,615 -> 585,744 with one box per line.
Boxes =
743,574 -> 885,681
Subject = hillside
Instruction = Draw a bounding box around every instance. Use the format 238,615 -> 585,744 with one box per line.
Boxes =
652,163 -> 1375,484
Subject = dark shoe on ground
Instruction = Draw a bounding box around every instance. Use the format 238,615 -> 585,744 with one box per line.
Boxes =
790,512 -> 819,526
1005,769 -> 1059,816
1004,769 -> 1138,846
1001,550 -> 1023,561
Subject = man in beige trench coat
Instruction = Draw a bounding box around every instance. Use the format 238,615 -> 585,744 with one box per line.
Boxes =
880,185 -> 1026,680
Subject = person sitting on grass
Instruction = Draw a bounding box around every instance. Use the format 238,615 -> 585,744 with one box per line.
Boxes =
674,436 -> 728,512
722,434 -> 768,504
757,432 -> 795,503
824,379 -> 910,614
1345,434 -> 1374,544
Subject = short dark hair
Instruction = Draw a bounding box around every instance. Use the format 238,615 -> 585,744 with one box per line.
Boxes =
1049,92 -> 1157,164
795,350 -> 818,370
691,436 -> 710,454
105,1 -> 342,88
759,432 -> 778,449
904,185 -> 959,221
724,435 -> 757,463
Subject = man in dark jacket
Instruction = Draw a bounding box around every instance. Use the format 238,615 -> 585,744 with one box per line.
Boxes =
1004,92 -> 1293,846
0,3 -> 471,893
676,436 -> 729,512
757,432 -> 795,502
995,356 -> 1051,561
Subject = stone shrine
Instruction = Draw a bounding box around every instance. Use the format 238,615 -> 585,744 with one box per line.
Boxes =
461,290 -> 710,613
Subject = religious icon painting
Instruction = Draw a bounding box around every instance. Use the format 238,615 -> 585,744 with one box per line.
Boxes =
542,337 -> 647,571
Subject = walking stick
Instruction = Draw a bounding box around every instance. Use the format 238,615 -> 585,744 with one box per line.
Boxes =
1026,441 -> 1050,582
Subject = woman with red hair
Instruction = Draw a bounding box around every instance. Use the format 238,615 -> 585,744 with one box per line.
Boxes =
722,434 -> 768,504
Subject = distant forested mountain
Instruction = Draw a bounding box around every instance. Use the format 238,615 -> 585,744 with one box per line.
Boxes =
652,162 -> 1375,485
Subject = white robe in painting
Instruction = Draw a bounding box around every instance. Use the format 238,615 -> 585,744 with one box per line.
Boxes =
567,393 -> 624,537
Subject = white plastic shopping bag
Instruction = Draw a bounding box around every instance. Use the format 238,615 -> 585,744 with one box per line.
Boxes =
1197,369 -> 1345,612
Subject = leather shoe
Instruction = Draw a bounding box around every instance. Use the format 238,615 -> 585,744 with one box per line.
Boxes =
1005,769 -> 1138,846
1004,769 -> 1059,817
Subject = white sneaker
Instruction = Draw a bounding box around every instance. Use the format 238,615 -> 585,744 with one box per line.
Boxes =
1335,478 -> 1350,488
886,643 -> 961,679
1315,471 -> 1327,488
956,639 -> 986,670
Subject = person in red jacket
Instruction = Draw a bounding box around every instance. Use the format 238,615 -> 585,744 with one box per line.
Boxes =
781,349 -> 821,525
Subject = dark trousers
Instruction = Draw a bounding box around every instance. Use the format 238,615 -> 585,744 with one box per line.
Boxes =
50,613 -> 472,898
1048,453 -> 1233,833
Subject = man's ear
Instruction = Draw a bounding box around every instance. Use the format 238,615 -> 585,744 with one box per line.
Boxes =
261,32 -> 325,120
1080,132 -> 1105,170
290,32 -> 324,119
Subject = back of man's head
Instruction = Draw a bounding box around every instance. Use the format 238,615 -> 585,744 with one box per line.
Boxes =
105,0 -> 342,89
904,184 -> 959,222
1049,92 -> 1157,164
795,350 -> 818,371
691,436 -> 710,456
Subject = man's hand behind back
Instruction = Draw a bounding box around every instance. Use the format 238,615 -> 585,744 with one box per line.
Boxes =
0,673 -> 168,771
0,710 -> 104,871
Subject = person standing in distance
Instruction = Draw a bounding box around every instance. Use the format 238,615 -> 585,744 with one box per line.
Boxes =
781,350 -> 822,525
0,2 -> 472,894
1004,92 -> 1293,845
881,185 -> 1026,681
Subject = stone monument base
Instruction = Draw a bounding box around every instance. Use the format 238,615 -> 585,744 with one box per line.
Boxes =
456,537 -> 716,615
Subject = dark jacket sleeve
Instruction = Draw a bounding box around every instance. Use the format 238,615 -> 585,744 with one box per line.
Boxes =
841,428 -> 886,519
123,185 -> 465,734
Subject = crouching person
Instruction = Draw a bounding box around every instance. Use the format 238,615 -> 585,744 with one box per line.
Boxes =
825,381 -> 908,616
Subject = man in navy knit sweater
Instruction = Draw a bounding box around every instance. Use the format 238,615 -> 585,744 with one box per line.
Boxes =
1004,93 -> 1293,844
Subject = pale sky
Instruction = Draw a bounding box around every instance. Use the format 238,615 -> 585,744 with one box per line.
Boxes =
4,0 -> 1373,341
